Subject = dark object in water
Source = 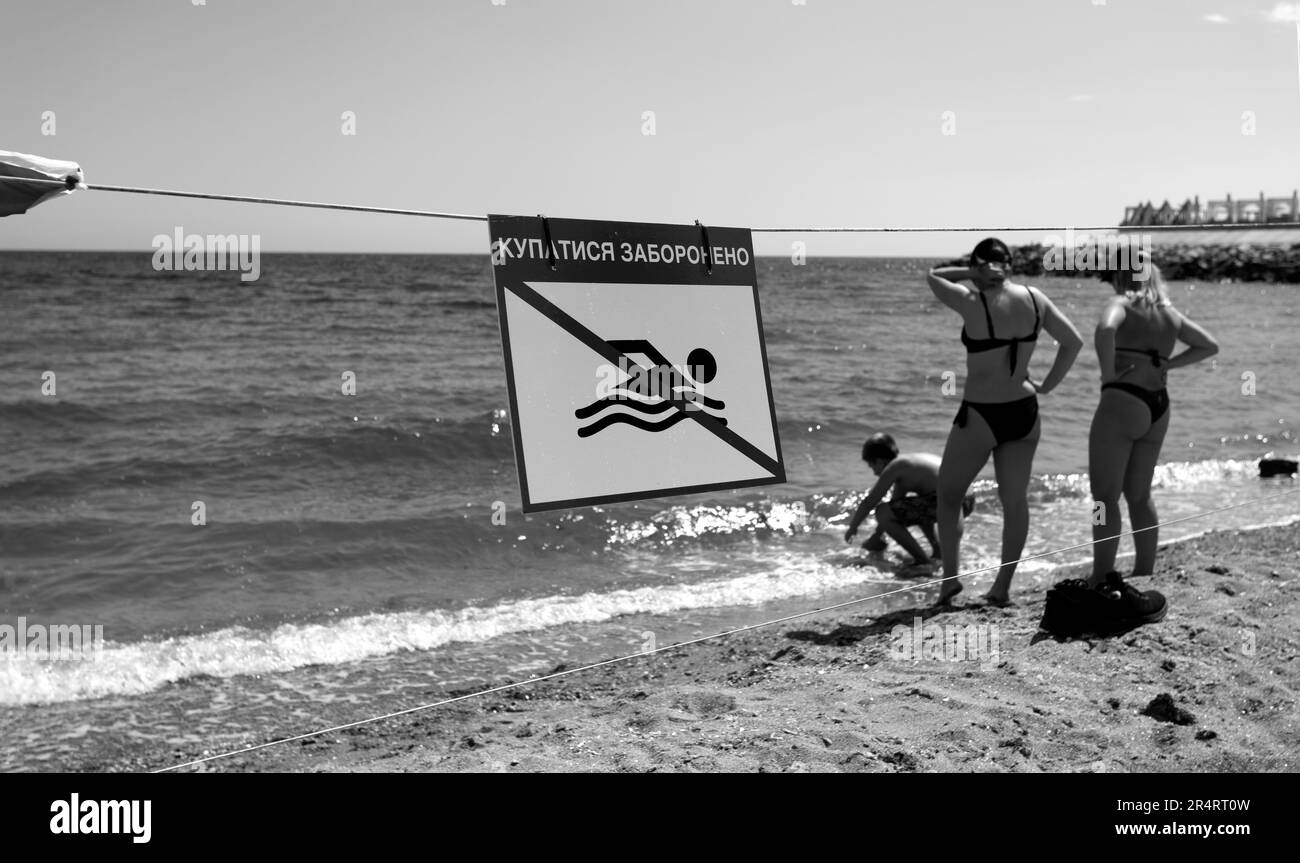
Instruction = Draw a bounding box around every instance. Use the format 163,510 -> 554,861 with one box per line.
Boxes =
1142,693 -> 1195,726
1259,458 -> 1298,478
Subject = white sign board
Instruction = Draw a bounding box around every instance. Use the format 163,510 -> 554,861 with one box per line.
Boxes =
488,215 -> 785,512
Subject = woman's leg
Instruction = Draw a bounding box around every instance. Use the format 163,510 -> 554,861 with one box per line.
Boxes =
1123,407 -> 1171,576
936,409 -> 994,603
1088,389 -> 1148,586
986,417 -> 1041,604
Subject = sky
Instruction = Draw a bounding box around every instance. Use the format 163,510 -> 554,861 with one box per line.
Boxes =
1,0 -> 1298,256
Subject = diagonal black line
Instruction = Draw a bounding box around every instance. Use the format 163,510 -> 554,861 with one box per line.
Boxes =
505,281 -> 782,477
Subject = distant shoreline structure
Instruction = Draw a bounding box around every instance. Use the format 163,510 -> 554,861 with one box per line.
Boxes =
942,234 -> 1300,284
1121,190 -> 1299,227
1116,190 -> 1300,258
932,190 -> 1300,282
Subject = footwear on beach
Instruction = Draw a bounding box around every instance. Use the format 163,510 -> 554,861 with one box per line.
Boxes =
1039,572 -> 1166,637
1096,571 -> 1168,627
1040,579 -> 1110,636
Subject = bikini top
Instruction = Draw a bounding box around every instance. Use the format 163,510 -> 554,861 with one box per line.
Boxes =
1114,301 -> 1177,368
961,287 -> 1040,375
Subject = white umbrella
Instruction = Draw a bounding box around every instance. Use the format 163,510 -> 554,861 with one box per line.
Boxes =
0,150 -> 85,216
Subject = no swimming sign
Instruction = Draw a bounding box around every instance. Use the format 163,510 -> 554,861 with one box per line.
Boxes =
488,215 -> 785,512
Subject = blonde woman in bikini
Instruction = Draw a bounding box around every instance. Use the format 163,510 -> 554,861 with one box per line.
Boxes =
1086,263 -> 1218,622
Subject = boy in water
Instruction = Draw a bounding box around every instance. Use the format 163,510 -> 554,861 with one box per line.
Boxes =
844,433 -> 974,574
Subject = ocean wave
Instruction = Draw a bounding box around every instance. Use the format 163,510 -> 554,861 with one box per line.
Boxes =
0,399 -> 117,426
2,456 -> 1295,704
255,417 -> 513,465
1028,458 -> 1269,499
3,456 -> 1276,553
0,412 -> 516,498
9,492 -> 1297,706
435,298 -> 496,309
598,457 -> 1282,548
0,396 -> 280,428
0,552 -> 899,705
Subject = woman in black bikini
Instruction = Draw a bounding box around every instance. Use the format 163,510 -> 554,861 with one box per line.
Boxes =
927,238 -> 1083,605
1088,264 -> 1218,597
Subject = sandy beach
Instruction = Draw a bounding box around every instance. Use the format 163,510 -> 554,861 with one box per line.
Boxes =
146,520 -> 1299,773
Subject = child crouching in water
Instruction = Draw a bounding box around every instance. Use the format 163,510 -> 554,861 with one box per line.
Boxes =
844,433 -> 974,575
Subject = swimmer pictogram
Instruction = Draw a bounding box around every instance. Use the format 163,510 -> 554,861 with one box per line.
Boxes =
575,342 -> 726,438
489,214 -> 785,512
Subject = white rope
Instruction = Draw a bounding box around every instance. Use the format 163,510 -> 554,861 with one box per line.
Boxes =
0,174 -> 1264,233
0,175 -> 485,222
153,484 -> 1300,772
747,225 -> 1236,234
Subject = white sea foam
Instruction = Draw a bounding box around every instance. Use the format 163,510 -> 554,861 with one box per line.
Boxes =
0,551 -> 899,705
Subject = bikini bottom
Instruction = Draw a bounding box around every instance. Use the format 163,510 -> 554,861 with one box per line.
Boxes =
954,394 -> 1039,446
1102,382 -> 1169,424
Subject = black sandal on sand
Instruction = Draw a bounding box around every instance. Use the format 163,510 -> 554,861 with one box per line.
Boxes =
981,593 -> 1014,608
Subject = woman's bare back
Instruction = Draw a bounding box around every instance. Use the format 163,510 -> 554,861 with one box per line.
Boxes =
1113,297 -> 1180,390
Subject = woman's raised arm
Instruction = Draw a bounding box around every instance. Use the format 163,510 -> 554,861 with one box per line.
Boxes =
927,266 -> 976,312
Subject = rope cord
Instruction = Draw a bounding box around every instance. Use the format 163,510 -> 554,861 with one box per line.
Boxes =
153,485 -> 1300,772
0,175 -> 485,222
0,174 -> 1248,233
